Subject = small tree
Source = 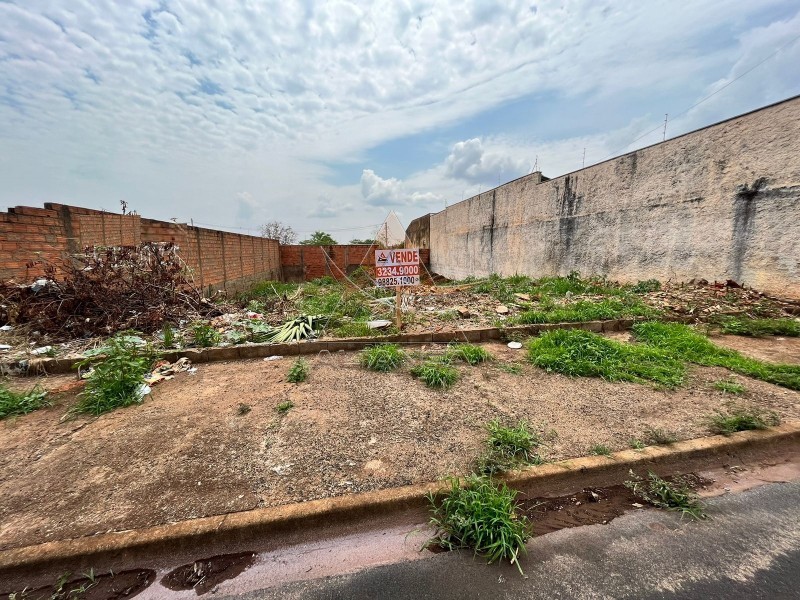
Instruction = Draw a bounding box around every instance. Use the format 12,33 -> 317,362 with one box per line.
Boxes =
260,221 -> 297,244
300,231 -> 337,245
349,238 -> 377,245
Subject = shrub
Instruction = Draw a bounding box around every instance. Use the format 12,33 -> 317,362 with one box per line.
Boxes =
411,360 -> 459,389
287,358 -> 309,383
0,385 -> 49,419
707,405 -> 780,435
360,344 -> 405,372
428,475 -> 531,574
445,343 -> 493,365
75,334 -> 157,415
624,470 -> 707,520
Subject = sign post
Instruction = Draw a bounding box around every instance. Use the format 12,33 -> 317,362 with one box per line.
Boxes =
375,248 -> 421,329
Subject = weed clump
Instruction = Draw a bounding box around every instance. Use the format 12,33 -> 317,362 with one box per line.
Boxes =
527,329 -> 685,388
631,279 -> 661,293
191,321 -> 221,348
287,358 -> 309,383
590,444 -> 612,457
75,334 -> 157,415
515,297 -> 656,325
707,405 -> 780,435
624,470 -> 707,520
360,344 -> 405,372
644,426 -> 678,445
476,420 -> 543,475
277,400 -> 294,414
713,379 -> 746,394
237,403 -> 251,416
428,475 -> 531,574
445,343 -> 493,365
0,385 -> 49,419
411,360 -> 459,389
633,322 -> 800,390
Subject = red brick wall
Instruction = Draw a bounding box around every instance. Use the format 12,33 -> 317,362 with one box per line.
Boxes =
0,203 -> 281,292
280,245 -> 431,282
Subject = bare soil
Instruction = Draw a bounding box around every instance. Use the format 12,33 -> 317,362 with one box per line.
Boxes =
1,341 -> 799,552
711,333 -> 800,365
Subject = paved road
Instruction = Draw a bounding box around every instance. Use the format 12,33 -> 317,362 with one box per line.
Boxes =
220,481 -> 800,599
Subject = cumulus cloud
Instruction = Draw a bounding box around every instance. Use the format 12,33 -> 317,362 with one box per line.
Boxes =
307,196 -> 353,218
361,169 -> 442,207
444,138 -> 529,184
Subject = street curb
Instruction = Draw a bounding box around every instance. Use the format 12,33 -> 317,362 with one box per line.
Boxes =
5,316 -> 673,375
1,421 -> 797,580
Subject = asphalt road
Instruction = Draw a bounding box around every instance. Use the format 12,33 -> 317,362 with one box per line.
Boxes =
220,480 -> 800,600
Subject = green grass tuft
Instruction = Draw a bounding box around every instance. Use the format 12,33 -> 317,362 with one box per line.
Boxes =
633,321 -> 800,390
411,360 -> 459,389
277,400 -> 294,413
428,475 -> 531,574
360,344 -> 405,372
445,343 -> 493,365
624,470 -> 707,520
713,379 -> 746,394
644,426 -> 678,445
590,444 -> 612,456
707,405 -> 780,435
287,358 -> 309,383
498,363 -> 523,375
718,316 -> 799,337
0,385 -> 49,419
527,329 -> 685,388
630,279 -> 661,293
476,420 -> 543,475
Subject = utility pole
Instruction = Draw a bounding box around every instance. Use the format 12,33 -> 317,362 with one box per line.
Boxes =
663,113 -> 668,141
582,148 -> 586,169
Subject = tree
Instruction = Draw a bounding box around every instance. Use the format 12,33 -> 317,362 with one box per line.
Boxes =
300,231 -> 337,245
260,221 -> 297,244
349,238 -> 377,245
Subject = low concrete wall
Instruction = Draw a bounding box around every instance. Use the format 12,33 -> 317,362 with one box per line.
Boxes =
422,96 -> 800,298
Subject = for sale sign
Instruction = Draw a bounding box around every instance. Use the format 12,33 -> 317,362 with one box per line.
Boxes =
375,248 -> 421,287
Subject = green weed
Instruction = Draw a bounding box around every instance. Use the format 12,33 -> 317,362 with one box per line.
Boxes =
287,358 -> 309,383
514,297 -> 657,325
411,360 -> 459,389
624,470 -> 707,520
445,343 -> 493,365
498,363 -> 523,375
360,344 -> 405,372
527,329 -> 685,388
707,405 -> 780,435
277,400 -> 294,413
713,379 -> 746,394
476,420 -> 543,475
191,321 -> 221,348
0,385 -> 49,419
428,475 -> 531,574
590,444 -> 612,456
162,322 -> 176,348
629,438 -> 646,450
633,321 -> 800,390
631,279 -> 662,293
718,316 -> 799,337
644,426 -> 677,445
237,403 -> 251,416
74,333 -> 157,415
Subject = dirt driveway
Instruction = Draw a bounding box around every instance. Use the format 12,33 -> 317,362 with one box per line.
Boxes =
1,340 -> 799,551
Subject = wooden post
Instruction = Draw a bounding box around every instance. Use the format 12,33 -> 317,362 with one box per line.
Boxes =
395,287 -> 402,329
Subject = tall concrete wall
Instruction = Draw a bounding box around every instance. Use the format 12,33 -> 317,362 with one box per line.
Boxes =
424,96 -> 800,298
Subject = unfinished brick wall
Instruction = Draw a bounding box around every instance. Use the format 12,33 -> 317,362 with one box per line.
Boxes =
0,203 -> 281,292
280,244 -> 431,282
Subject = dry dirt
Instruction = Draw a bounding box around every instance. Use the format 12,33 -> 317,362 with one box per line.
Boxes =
1,340 -> 799,552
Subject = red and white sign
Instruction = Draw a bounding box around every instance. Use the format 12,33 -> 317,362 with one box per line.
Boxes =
375,248 -> 420,287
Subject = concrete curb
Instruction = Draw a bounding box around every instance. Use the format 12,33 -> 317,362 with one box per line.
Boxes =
5,316 -> 669,376
1,421 -> 797,580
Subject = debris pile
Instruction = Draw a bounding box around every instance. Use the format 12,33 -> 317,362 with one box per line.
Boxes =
0,243 -> 212,340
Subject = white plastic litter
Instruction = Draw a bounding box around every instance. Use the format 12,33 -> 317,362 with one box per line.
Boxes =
507,341 -> 523,349
31,345 -> 53,356
0,344 -> 11,351
264,355 -> 283,361
0,325 -> 12,331
367,319 -> 392,329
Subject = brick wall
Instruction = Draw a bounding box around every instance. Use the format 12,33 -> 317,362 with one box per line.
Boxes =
280,244 -> 431,282
0,203 -> 281,292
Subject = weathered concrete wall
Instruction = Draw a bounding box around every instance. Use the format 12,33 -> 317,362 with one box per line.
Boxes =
406,214 -> 431,249
425,96 -> 800,298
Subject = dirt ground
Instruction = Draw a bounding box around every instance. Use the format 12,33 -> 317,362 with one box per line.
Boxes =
1,338 -> 799,552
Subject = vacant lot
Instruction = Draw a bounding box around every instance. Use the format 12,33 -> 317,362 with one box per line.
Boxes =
1,336 -> 798,551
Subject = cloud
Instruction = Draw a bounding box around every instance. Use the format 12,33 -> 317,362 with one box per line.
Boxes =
360,169 -> 442,207
444,138 -> 529,184
307,196 -> 353,218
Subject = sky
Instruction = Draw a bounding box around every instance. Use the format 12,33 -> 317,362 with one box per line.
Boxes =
1,1 -> 799,242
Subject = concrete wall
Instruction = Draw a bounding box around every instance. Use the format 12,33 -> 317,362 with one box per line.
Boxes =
423,96 -> 800,298
406,214 -> 431,249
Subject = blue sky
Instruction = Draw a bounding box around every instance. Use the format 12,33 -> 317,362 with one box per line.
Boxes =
1,1 -> 799,241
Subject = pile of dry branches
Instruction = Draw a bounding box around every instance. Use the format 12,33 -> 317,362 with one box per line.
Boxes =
0,243 -> 213,339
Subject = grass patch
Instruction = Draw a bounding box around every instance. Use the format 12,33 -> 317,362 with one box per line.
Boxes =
360,344 -> 405,372
630,279 -> 661,293
411,360 -> 459,389
277,400 -> 294,413
75,334 -> 157,415
445,343 -> 493,365
428,475 -> 531,574
624,470 -> 707,520
633,321 -> 800,390
629,438 -> 646,450
476,420 -> 543,475
590,444 -> 612,456
514,297 -> 657,325
527,329 -> 685,388
498,363 -> 523,375
718,316 -> 799,337
713,379 -> 746,394
644,426 -> 678,445
0,385 -> 49,419
706,405 -> 780,435
287,358 -> 309,383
